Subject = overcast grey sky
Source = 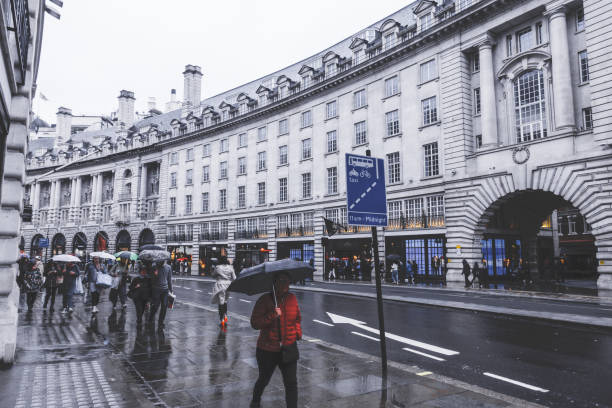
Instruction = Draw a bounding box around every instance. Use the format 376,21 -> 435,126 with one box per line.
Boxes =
33,0 -> 412,123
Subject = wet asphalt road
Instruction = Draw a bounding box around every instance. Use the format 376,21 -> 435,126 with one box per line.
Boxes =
173,279 -> 612,408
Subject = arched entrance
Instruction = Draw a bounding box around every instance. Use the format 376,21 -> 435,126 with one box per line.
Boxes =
139,228 -> 155,248
51,233 -> 66,255
474,191 -> 596,282
116,230 -> 131,252
72,232 -> 88,258
94,231 -> 109,251
30,234 -> 45,258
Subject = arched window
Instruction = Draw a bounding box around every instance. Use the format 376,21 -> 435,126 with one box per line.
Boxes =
514,70 -> 547,143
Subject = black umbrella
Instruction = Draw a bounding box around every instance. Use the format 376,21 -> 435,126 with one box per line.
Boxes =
228,259 -> 314,297
386,254 -> 402,262
140,244 -> 164,251
139,249 -> 170,262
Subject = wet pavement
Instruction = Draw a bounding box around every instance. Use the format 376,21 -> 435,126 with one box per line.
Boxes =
0,291 -> 541,407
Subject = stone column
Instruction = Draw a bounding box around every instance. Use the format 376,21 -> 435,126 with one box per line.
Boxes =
74,177 -> 82,223
313,210 -> 325,281
139,164 -> 147,217
548,6 -> 576,130
551,210 -> 560,257
33,183 -> 40,211
91,173 -> 99,220
479,38 -> 498,147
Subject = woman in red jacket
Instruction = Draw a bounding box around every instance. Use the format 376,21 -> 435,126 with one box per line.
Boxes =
250,273 -> 301,408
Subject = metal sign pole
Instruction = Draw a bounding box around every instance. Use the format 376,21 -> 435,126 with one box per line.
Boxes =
366,149 -> 387,380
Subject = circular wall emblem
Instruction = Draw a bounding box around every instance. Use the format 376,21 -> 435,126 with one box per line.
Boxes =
512,146 -> 530,164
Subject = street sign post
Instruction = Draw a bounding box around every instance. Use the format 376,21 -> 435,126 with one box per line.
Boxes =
38,238 -> 49,248
345,151 -> 388,380
345,153 -> 388,227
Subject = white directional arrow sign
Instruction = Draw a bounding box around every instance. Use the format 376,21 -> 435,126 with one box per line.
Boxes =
326,312 -> 459,356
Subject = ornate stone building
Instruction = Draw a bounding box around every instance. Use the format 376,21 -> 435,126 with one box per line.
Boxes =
1,0 -> 47,363
21,0 -> 612,291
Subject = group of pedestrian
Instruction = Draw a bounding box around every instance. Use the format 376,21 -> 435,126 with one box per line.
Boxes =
461,259 -> 489,288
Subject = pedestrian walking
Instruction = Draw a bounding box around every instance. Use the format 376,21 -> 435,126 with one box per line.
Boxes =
148,260 -> 173,331
23,257 -> 43,312
442,256 -> 448,285
328,261 -> 336,281
250,273 -> 301,408
461,259 -> 471,288
471,261 -> 480,288
43,261 -> 59,311
391,262 -> 399,284
411,260 -> 418,284
109,257 -> 131,310
86,256 -> 105,315
479,260 -> 488,288
211,256 -> 236,327
128,262 -> 152,327
61,262 -> 80,313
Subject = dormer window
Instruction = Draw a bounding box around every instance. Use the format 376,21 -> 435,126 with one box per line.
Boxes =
325,63 -> 337,78
420,14 -> 432,31
279,86 -> 287,98
259,95 -> 267,107
203,117 -> 210,127
222,110 -> 229,121
383,33 -> 395,50
239,102 -> 247,114
302,76 -> 311,88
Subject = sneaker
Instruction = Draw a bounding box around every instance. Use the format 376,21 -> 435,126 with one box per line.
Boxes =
92,306 -> 98,313
61,308 -> 67,314
122,304 -> 127,310
68,307 -> 74,313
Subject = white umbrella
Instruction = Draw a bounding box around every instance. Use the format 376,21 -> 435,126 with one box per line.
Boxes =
52,254 -> 81,262
89,251 -> 116,260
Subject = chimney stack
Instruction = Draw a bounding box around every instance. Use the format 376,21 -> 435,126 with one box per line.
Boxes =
117,90 -> 135,125
182,65 -> 203,108
55,106 -> 72,146
165,89 -> 181,112
148,97 -> 157,111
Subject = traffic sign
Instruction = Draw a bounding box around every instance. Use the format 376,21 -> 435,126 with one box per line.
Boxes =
38,238 -> 49,248
345,153 -> 387,226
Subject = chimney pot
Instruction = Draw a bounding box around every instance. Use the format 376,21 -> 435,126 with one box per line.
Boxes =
117,90 -> 136,125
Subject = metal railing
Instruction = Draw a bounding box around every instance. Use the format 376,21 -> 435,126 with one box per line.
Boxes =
235,230 -> 268,239
199,231 -> 228,241
276,226 -> 314,238
140,211 -> 157,220
386,215 -> 446,230
10,0 -> 30,85
118,193 -> 132,202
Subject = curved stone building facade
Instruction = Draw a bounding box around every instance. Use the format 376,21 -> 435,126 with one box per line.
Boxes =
21,0 -> 612,290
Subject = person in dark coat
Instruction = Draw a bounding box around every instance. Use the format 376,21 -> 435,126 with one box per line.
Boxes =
411,260 -> 419,283
24,257 -> 43,312
461,259 -> 471,288
479,260 -> 488,288
128,262 -> 152,327
250,273 -> 302,408
61,262 -> 80,313
149,260 -> 173,331
110,257 -> 131,310
43,261 -> 59,311
86,257 -> 105,314
471,262 -> 480,288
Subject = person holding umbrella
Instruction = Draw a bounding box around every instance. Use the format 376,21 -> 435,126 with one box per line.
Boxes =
148,259 -> 173,331
42,260 -> 59,311
211,256 -> 235,327
23,256 -> 44,313
110,255 -> 131,310
86,256 -> 106,314
128,260 -> 152,328
249,272 -> 302,408
61,261 -> 80,313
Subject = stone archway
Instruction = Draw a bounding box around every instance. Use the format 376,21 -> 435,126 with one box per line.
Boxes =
115,230 -> 131,252
445,164 -> 612,289
30,234 -> 45,258
72,232 -> 87,258
94,231 -> 109,251
51,233 -> 66,255
139,228 -> 155,248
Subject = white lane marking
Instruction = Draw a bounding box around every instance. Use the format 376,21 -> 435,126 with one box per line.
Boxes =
313,319 -> 334,327
195,289 -> 203,292
327,312 -> 459,356
207,292 -> 213,295
239,299 -> 252,303
417,371 -> 433,376
402,347 -> 445,362
351,331 -> 379,342
183,287 -> 191,290
174,285 -> 181,288
307,339 -> 321,343
483,372 -> 549,393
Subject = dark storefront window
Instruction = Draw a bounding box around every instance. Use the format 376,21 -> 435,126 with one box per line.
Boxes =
481,238 -> 521,277
405,237 -> 445,276
236,243 -> 269,269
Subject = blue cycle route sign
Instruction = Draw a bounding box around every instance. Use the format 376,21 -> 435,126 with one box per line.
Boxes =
345,153 -> 387,227
38,238 -> 49,248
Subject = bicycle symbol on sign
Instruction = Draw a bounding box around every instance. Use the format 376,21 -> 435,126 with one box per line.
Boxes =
359,170 -> 371,178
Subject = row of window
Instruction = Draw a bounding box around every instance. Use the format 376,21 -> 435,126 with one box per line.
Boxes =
167,143 -> 440,216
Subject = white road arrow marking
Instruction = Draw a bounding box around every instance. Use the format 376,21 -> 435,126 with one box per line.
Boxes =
326,312 -> 459,356
195,289 -> 203,292
313,319 -> 334,327
402,347 -> 445,361
351,331 -> 379,341
483,372 -> 549,393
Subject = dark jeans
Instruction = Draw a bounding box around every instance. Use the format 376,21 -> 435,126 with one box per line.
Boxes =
26,292 -> 38,311
252,348 -> 298,408
132,296 -> 148,324
43,286 -> 57,309
110,284 -> 127,307
62,285 -> 74,309
91,290 -> 100,306
150,289 -> 169,324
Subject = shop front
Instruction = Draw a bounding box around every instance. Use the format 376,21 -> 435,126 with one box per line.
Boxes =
481,237 -> 522,279
324,237 -> 373,281
235,243 -> 269,270
30,234 -> 45,258
385,235 -> 446,282
277,241 -> 314,262
198,244 -> 228,276
94,231 -> 109,252
115,230 -> 131,252
167,245 -> 192,274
